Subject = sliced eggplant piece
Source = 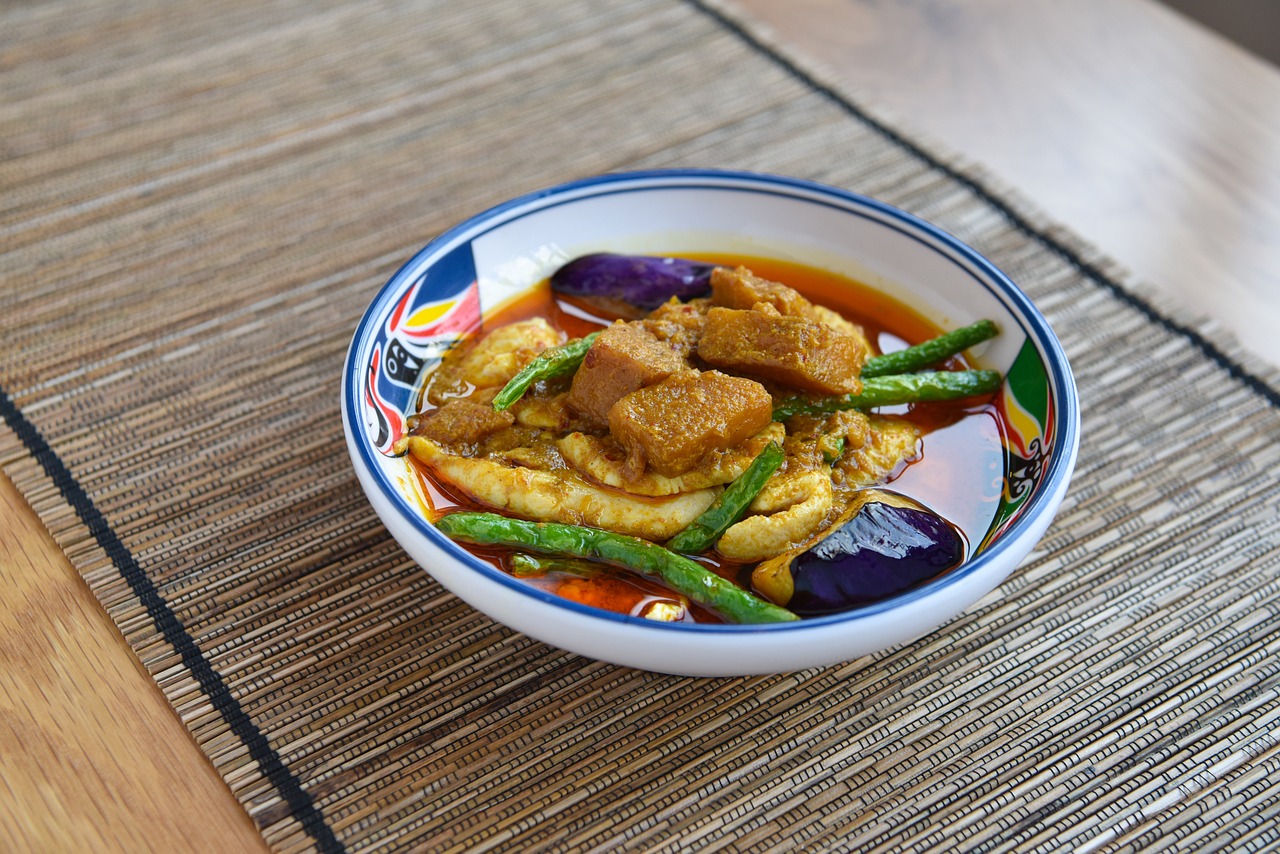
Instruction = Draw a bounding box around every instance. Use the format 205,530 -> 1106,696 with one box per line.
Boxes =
752,490 -> 965,616
551,253 -> 715,314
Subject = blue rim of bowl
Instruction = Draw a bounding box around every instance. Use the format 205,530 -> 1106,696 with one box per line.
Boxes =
342,168 -> 1081,633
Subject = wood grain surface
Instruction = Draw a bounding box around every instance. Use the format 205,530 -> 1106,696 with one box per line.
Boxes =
728,0 -> 1280,369
2,0 -> 1278,850
0,470 -> 267,853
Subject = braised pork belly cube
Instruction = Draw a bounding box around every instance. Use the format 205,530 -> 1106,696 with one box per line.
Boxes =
608,370 -> 773,478
646,296 -> 711,329
567,320 -> 690,427
410,399 -> 514,449
697,305 -> 865,395
710,265 -> 816,316
640,297 -> 710,359
711,266 -> 870,347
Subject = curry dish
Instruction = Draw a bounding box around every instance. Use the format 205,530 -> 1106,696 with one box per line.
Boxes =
396,255 -> 1003,624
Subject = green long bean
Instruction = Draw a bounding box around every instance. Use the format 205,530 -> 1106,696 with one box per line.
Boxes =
773,369 -> 1003,420
509,553 -> 600,578
491,331 -> 600,411
436,512 -> 798,624
861,319 -> 998,378
667,442 -> 784,554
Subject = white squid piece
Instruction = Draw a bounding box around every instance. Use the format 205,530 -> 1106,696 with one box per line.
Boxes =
557,423 -> 786,496
454,318 -> 563,389
718,417 -> 922,561
717,470 -> 835,562
837,416 -> 922,488
403,437 -> 720,541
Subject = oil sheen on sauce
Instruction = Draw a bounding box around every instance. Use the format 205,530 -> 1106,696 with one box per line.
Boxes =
406,255 -> 1004,623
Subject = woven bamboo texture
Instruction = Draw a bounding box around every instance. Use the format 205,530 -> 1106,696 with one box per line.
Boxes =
3,0 -> 1280,850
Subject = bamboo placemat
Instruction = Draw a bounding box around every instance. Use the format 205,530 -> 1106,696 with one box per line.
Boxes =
4,0 -> 1280,850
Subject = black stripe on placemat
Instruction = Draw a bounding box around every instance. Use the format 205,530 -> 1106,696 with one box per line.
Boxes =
688,0 -> 1280,410
0,388 -> 345,854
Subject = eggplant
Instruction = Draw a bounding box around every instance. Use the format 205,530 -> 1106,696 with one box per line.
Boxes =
752,490 -> 965,617
550,253 -> 715,315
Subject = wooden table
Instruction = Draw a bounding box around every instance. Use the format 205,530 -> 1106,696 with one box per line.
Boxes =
731,0 -> 1280,370
4,0 -> 1278,849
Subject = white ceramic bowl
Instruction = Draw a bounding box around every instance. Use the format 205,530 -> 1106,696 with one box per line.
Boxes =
342,170 -> 1080,676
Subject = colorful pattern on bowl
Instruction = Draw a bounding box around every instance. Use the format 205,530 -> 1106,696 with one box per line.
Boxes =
360,244 -> 481,455
983,338 -> 1056,548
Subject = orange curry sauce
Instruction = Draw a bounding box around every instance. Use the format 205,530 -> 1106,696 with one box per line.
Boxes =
405,256 -> 1005,623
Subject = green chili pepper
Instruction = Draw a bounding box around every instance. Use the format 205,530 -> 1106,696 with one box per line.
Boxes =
861,319 -> 998,378
436,512 -> 798,624
773,370 -> 1003,420
491,331 -> 600,411
667,442 -> 784,555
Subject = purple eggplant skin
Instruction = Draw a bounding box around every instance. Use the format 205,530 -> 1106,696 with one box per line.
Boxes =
550,253 -> 716,312
787,496 -> 965,617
